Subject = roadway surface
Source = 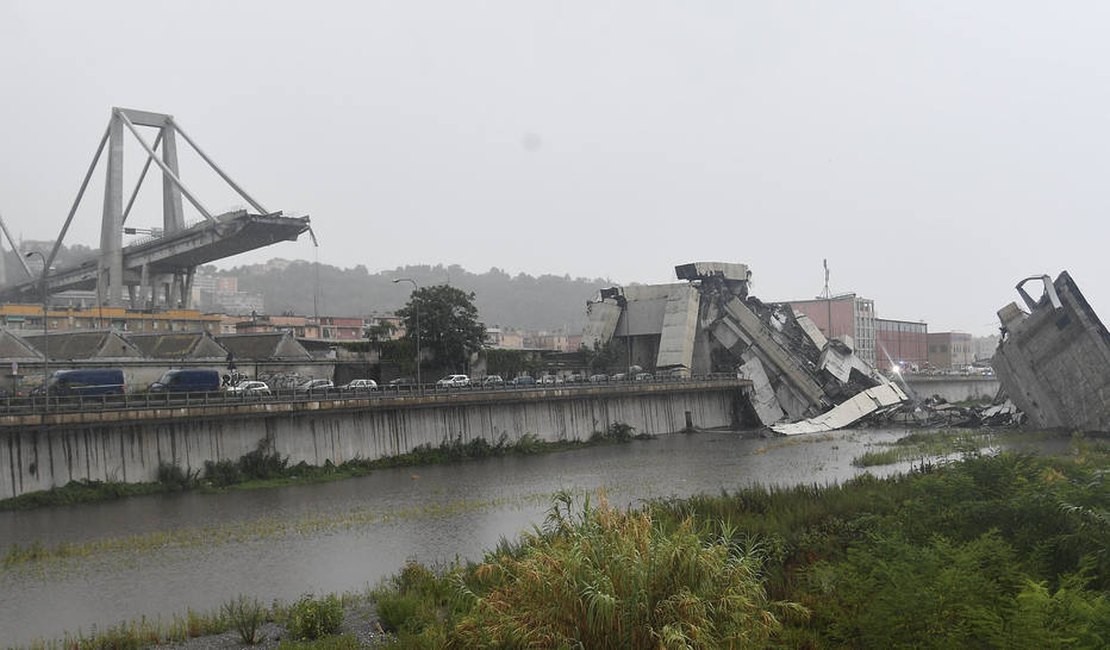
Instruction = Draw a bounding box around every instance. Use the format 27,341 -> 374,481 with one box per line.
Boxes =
0,375 -> 750,422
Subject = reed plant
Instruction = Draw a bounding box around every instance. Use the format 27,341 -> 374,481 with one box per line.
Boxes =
374,491 -> 802,648
275,634 -> 361,649
223,594 -> 267,644
283,594 -> 344,640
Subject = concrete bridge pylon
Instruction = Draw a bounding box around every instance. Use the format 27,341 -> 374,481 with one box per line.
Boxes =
0,107 -> 308,311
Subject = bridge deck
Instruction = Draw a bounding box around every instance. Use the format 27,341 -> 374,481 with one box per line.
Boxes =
1,211 -> 309,300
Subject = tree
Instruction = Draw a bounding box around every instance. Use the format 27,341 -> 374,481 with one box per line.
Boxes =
363,320 -> 396,344
582,340 -> 620,375
396,285 -> 486,372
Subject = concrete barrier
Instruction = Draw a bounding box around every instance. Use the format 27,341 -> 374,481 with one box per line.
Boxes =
903,375 -> 1001,404
1,380 -> 746,500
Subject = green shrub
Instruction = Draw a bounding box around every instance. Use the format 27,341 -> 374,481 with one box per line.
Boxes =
374,492 -> 800,648
204,459 -> 241,487
805,531 -> 1023,647
223,594 -> 267,644
285,594 -> 344,640
374,561 -> 461,634
589,422 -> 636,443
512,432 -> 543,454
607,421 -> 635,442
156,462 -> 196,489
239,439 -> 288,480
276,634 -> 360,650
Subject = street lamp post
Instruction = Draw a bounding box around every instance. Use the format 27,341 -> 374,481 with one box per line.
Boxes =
24,251 -> 48,409
623,291 -> 632,377
393,278 -> 421,391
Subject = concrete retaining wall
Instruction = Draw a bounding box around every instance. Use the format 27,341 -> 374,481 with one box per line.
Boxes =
904,375 -> 1001,403
1,383 -> 741,500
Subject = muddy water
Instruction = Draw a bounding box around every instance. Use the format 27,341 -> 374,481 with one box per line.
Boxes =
0,428 -> 1057,645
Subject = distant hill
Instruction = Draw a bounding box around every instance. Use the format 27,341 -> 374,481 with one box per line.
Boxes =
219,261 -> 613,331
2,245 -> 614,331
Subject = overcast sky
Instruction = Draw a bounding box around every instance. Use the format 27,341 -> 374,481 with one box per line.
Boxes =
2,1 -> 1108,335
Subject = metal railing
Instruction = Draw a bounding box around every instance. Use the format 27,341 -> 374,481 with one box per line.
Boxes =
0,374 -> 745,417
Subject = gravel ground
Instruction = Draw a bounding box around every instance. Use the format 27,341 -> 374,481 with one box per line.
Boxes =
152,602 -> 390,649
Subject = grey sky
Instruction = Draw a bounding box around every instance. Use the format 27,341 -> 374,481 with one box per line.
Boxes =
2,1 -> 1108,335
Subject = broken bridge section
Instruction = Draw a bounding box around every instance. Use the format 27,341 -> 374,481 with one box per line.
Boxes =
583,261 -> 908,434
992,271 -> 1110,432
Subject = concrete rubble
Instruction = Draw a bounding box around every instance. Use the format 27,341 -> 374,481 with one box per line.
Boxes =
583,261 -> 909,435
584,265 -> 1110,434
870,396 -> 1023,429
990,272 -> 1110,432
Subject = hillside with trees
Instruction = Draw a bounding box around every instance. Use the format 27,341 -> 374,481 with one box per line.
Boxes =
223,261 -> 614,331
1,243 -> 616,331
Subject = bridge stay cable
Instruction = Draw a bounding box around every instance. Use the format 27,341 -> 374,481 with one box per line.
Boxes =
2,106 -> 311,310
115,109 -> 216,225
45,126 -> 111,275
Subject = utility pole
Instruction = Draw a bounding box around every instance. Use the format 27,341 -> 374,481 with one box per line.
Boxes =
25,251 -> 49,411
393,278 -> 421,392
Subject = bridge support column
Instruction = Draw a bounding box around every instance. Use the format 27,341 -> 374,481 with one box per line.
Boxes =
160,125 -> 185,234
99,113 -> 125,307
139,263 -> 151,309
182,267 -> 196,309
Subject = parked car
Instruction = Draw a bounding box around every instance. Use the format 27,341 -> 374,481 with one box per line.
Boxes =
565,373 -> 585,383
386,377 -> 416,389
436,374 -> 471,388
340,379 -> 378,391
511,375 -> 537,386
226,380 -> 271,396
611,373 -> 629,381
539,375 -> 562,385
482,375 -> 505,387
588,373 -> 609,383
149,369 -> 220,394
46,368 -> 126,396
296,379 -> 334,393
634,372 -> 654,382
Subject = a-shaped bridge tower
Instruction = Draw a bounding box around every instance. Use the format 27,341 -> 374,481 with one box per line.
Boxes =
0,107 -> 311,308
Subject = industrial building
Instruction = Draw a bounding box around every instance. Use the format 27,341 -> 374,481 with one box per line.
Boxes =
875,318 -> 928,372
928,331 -> 974,370
787,295 -> 877,367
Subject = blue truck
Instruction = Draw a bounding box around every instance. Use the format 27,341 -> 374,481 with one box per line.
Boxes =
148,369 -> 221,393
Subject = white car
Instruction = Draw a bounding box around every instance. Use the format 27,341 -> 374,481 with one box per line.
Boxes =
435,374 -> 470,388
296,379 -> 334,393
341,379 -> 378,391
227,380 -> 271,396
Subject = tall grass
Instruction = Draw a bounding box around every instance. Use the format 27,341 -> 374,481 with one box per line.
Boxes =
851,429 -> 993,467
372,438 -> 1109,647
374,491 -> 802,648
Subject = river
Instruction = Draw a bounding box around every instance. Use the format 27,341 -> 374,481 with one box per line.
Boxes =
0,427 -> 1052,646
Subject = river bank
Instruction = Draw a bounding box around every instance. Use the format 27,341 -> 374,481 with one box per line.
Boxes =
0,423 -> 649,512
1,426 -> 1079,647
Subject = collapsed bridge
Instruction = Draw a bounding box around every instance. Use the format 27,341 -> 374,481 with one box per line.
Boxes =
0,107 -> 312,309
582,261 -> 908,434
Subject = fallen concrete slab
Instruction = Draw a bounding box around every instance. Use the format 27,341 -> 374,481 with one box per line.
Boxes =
991,272 -> 1110,432
770,383 -> 909,435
